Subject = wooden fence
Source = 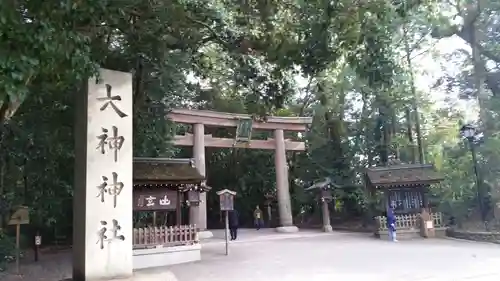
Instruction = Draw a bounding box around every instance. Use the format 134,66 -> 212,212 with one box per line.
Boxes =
376,212 -> 444,231
133,224 -> 198,249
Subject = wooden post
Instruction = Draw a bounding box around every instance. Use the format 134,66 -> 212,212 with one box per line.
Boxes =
8,206 -> 30,274
224,210 -> 229,256
421,186 -> 429,210
15,222 -> 20,274
267,204 -> 272,227
34,231 -> 41,262
34,241 -> 39,262
176,191 -> 182,226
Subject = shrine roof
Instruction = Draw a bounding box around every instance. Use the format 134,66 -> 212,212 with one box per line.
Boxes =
365,163 -> 443,188
133,157 -> 205,184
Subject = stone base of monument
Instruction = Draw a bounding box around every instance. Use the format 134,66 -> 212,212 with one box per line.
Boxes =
322,225 -> 333,232
129,270 -> 178,281
197,230 -> 214,239
108,270 -> 178,281
60,270 -> 178,281
133,244 -> 201,270
275,226 -> 299,233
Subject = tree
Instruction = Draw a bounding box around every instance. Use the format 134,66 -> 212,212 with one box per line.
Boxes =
0,0 -> 443,260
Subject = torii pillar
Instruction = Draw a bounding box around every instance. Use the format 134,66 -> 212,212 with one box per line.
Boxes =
168,109 -> 312,235
274,129 -> 294,230
192,123 -> 210,237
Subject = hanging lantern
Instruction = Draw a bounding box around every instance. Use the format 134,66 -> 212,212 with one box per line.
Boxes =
187,190 -> 201,206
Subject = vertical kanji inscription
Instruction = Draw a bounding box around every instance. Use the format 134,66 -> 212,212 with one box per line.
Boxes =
96,219 -> 125,250
96,126 -> 125,162
96,172 -> 124,208
96,84 -> 128,118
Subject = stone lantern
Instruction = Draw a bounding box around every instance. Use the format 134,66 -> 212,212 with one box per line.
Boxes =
305,177 -> 335,232
264,192 -> 276,226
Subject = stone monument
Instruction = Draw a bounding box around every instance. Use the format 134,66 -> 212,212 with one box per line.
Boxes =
74,69 -> 133,280
73,69 -> 179,280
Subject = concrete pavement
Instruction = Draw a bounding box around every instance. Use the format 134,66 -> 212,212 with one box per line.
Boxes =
2,229 -> 500,280
170,229 -> 500,281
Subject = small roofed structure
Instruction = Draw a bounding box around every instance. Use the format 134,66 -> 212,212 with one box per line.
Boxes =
134,157 -> 211,206
365,161 -> 445,239
132,157 -> 210,269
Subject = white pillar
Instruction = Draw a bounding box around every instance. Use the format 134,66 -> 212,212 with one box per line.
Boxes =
74,69 -> 133,280
192,123 -> 208,231
274,129 -> 298,232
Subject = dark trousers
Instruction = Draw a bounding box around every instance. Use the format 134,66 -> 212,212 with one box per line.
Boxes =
229,227 -> 238,240
254,218 -> 264,230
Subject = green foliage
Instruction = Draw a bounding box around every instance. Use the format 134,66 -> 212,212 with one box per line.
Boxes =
0,0 -> 458,242
0,229 -> 15,271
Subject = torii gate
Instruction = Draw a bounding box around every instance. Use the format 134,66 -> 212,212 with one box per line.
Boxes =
168,109 -> 312,235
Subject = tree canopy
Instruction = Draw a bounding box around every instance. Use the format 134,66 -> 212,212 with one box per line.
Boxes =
1,0 -> 500,269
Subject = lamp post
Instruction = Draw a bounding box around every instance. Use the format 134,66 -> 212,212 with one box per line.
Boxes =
459,124 -> 485,224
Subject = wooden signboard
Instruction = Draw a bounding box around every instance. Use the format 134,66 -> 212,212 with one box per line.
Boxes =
8,206 -> 29,225
235,118 -> 253,142
8,206 -> 29,274
216,189 -> 237,211
215,189 -> 237,256
133,189 -> 177,211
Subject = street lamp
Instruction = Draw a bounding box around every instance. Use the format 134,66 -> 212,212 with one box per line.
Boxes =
460,124 -> 476,139
459,124 -> 486,225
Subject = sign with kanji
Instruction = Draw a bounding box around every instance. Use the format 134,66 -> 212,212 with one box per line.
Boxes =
216,189 -> 237,211
235,118 -> 253,142
133,189 -> 178,211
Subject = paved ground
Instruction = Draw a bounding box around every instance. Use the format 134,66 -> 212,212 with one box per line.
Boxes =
2,229 -> 500,280
171,229 -> 500,281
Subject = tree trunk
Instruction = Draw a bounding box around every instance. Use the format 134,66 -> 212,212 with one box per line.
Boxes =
403,23 -> 424,164
405,107 -> 416,163
470,1 -> 489,129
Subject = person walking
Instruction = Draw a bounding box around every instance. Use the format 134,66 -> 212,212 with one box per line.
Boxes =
228,209 -> 239,240
253,205 -> 264,230
387,206 -> 398,242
